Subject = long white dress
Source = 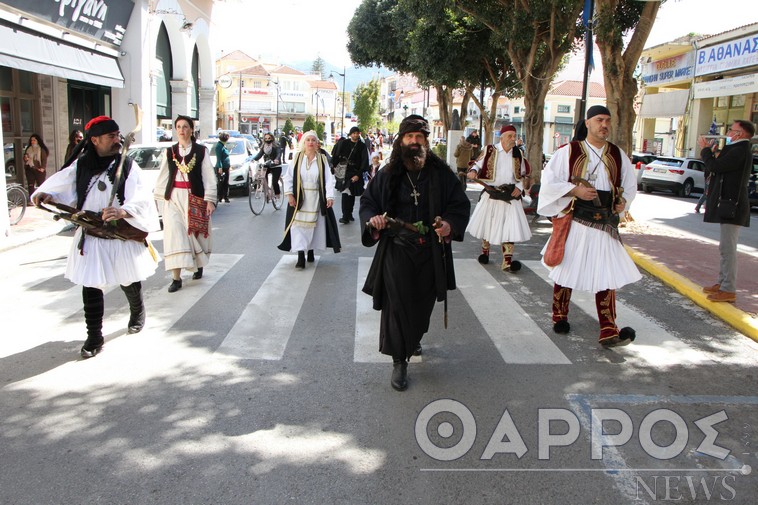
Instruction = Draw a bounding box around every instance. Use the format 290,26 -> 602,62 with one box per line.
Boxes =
538,142 -> 641,292
32,160 -> 160,289
466,144 -> 532,244
283,154 -> 335,252
153,144 -> 217,272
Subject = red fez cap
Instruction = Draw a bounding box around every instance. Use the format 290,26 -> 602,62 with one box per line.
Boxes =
500,125 -> 517,134
85,116 -> 119,137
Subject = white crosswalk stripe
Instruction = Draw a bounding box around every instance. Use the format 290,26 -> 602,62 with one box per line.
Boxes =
455,258 -> 572,364
521,260 -> 712,366
216,255 -> 317,360
354,258 -> 385,362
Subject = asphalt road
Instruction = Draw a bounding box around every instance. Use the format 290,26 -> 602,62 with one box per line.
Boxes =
1,186 -> 756,505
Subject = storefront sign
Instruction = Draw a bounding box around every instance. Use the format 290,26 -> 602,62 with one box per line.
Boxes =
641,52 -> 695,86
693,73 -> 758,99
695,33 -> 758,76
3,0 -> 135,46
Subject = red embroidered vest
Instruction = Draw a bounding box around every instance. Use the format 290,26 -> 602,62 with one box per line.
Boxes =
567,141 -> 622,196
477,144 -> 530,182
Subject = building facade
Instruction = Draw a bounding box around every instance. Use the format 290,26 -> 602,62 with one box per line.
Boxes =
1,0 -> 215,242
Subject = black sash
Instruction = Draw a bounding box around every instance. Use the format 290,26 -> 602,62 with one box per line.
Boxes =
572,190 -> 621,241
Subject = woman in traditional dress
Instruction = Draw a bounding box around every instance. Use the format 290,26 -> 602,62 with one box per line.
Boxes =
277,130 -> 341,268
154,115 -> 217,292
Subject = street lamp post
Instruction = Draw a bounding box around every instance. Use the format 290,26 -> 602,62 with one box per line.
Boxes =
329,67 -> 346,138
315,90 -> 320,127
238,71 -> 243,130
273,79 -> 280,134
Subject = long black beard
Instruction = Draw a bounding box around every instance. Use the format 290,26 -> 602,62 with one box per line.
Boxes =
401,143 -> 427,171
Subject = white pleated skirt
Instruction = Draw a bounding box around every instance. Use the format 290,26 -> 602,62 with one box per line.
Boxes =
466,193 -> 532,244
540,221 -> 641,292
66,230 -> 158,289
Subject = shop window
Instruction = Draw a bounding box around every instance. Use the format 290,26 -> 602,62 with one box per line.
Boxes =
0,67 -> 12,92
19,99 -> 34,133
1,97 -> 11,132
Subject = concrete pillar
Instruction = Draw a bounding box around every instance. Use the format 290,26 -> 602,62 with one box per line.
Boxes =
198,87 -> 215,141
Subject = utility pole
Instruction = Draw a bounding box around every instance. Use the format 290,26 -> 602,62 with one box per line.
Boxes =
238,71 -> 242,131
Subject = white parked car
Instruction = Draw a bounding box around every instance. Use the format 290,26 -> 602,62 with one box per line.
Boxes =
641,156 -> 706,198
631,152 -> 658,188
126,142 -> 174,221
199,138 -> 256,194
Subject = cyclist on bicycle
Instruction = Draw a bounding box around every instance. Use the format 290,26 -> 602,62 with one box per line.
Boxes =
252,132 -> 282,200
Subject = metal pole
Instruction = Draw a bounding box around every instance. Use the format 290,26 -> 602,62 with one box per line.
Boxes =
238,71 -> 242,130
579,0 -> 595,121
341,67 -> 346,137
276,81 -> 280,134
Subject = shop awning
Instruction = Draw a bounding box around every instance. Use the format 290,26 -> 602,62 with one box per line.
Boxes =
0,23 -> 123,88
639,89 -> 689,118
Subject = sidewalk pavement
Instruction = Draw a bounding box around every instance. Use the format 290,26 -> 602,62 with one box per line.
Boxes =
3,204 -> 757,341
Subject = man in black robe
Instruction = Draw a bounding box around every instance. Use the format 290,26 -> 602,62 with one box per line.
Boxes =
360,115 -> 471,391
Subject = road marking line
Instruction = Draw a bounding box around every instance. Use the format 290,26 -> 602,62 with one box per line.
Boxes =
523,260 -> 711,366
355,258 -> 388,363
455,259 -> 571,364
216,255 -> 315,360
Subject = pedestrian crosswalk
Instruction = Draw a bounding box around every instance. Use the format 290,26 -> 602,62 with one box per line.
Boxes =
4,252 -> 756,367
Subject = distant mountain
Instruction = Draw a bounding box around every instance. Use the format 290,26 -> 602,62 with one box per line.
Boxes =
283,60 -> 393,93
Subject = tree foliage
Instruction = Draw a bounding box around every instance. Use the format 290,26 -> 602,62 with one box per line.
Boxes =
353,79 -> 381,133
453,0 -> 585,178
302,115 -> 316,133
283,118 -> 295,135
347,0 -> 521,139
594,0 -> 661,154
311,57 -> 327,80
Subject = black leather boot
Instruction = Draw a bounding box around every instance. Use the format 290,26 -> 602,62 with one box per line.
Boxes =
192,267 -> 203,280
81,287 -> 105,358
307,250 -> 315,262
391,359 -> 408,391
296,251 -> 306,269
121,282 -> 145,334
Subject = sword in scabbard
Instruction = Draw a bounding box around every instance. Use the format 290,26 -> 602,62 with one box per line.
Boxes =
432,216 -> 448,329
472,178 -> 497,191
571,176 -> 602,207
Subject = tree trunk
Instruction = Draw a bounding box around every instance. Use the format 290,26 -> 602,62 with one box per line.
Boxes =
436,85 -> 453,132
596,0 -> 660,156
523,82 -> 550,184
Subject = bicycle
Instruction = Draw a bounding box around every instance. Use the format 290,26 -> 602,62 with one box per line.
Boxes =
6,182 -> 28,226
248,161 -> 283,215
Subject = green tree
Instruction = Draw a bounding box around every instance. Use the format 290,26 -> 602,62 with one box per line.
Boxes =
353,80 -> 381,134
311,56 -> 327,80
453,0 -> 585,180
348,0 -> 521,153
303,115 -> 316,133
283,118 -> 295,135
594,0 -> 661,155
315,121 -> 326,143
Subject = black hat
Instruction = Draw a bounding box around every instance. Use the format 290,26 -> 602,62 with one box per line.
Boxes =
349,126 -> 361,135
398,114 -> 430,137
586,105 -> 611,119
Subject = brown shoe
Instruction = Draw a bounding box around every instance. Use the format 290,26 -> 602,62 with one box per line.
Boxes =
702,283 -> 721,294
707,290 -> 736,303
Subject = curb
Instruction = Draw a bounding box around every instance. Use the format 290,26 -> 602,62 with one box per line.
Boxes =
625,245 -> 758,342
